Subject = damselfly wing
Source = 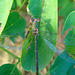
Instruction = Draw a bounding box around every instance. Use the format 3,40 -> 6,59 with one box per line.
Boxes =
0,0 -> 75,74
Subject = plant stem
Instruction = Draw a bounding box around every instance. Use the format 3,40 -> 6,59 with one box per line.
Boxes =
18,0 -> 27,12
10,60 -> 20,75
0,46 -> 20,60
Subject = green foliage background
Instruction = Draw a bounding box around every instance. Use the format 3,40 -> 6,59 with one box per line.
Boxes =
0,0 -> 75,75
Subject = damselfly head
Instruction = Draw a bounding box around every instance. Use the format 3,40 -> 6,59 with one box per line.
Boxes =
37,18 -> 40,22
30,18 -> 33,23
34,18 -> 40,24
30,18 -> 40,23
30,17 -> 35,23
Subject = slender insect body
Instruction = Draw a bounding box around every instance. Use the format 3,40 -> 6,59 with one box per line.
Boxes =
31,18 -> 40,75
24,18 -> 40,75
35,34 -> 39,75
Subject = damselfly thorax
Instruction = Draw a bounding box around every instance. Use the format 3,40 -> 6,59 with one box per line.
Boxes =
25,18 -> 39,37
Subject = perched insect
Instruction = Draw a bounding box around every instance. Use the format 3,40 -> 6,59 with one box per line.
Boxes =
0,0 -> 75,75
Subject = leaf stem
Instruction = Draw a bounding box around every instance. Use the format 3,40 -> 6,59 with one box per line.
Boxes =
10,60 -> 20,75
18,0 -> 27,12
0,46 -> 20,60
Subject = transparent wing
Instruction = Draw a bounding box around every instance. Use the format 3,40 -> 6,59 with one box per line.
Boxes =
0,31 -> 75,63
0,0 -> 44,57
40,30 -> 75,37
0,28 -> 74,49
39,30 -> 75,46
0,0 -> 75,68
38,33 -> 75,64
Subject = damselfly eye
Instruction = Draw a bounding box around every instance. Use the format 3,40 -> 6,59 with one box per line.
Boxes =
30,18 -> 33,22
30,18 -> 34,23
37,18 -> 40,22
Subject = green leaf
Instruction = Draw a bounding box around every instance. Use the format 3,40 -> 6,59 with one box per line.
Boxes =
62,11 -> 75,34
21,36 -> 54,72
62,11 -> 75,59
59,2 -> 75,17
0,12 -> 26,42
65,30 -> 75,59
21,0 -> 57,72
40,0 -> 57,33
39,0 -> 58,68
11,0 -> 17,10
0,0 -> 13,35
49,51 -> 75,75
16,0 -> 22,7
27,0 -> 43,18
0,64 -> 22,75
68,68 -> 75,75
58,0 -> 70,7
21,27 -> 34,69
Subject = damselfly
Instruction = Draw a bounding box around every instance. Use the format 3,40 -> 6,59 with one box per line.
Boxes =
0,0 -> 75,75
